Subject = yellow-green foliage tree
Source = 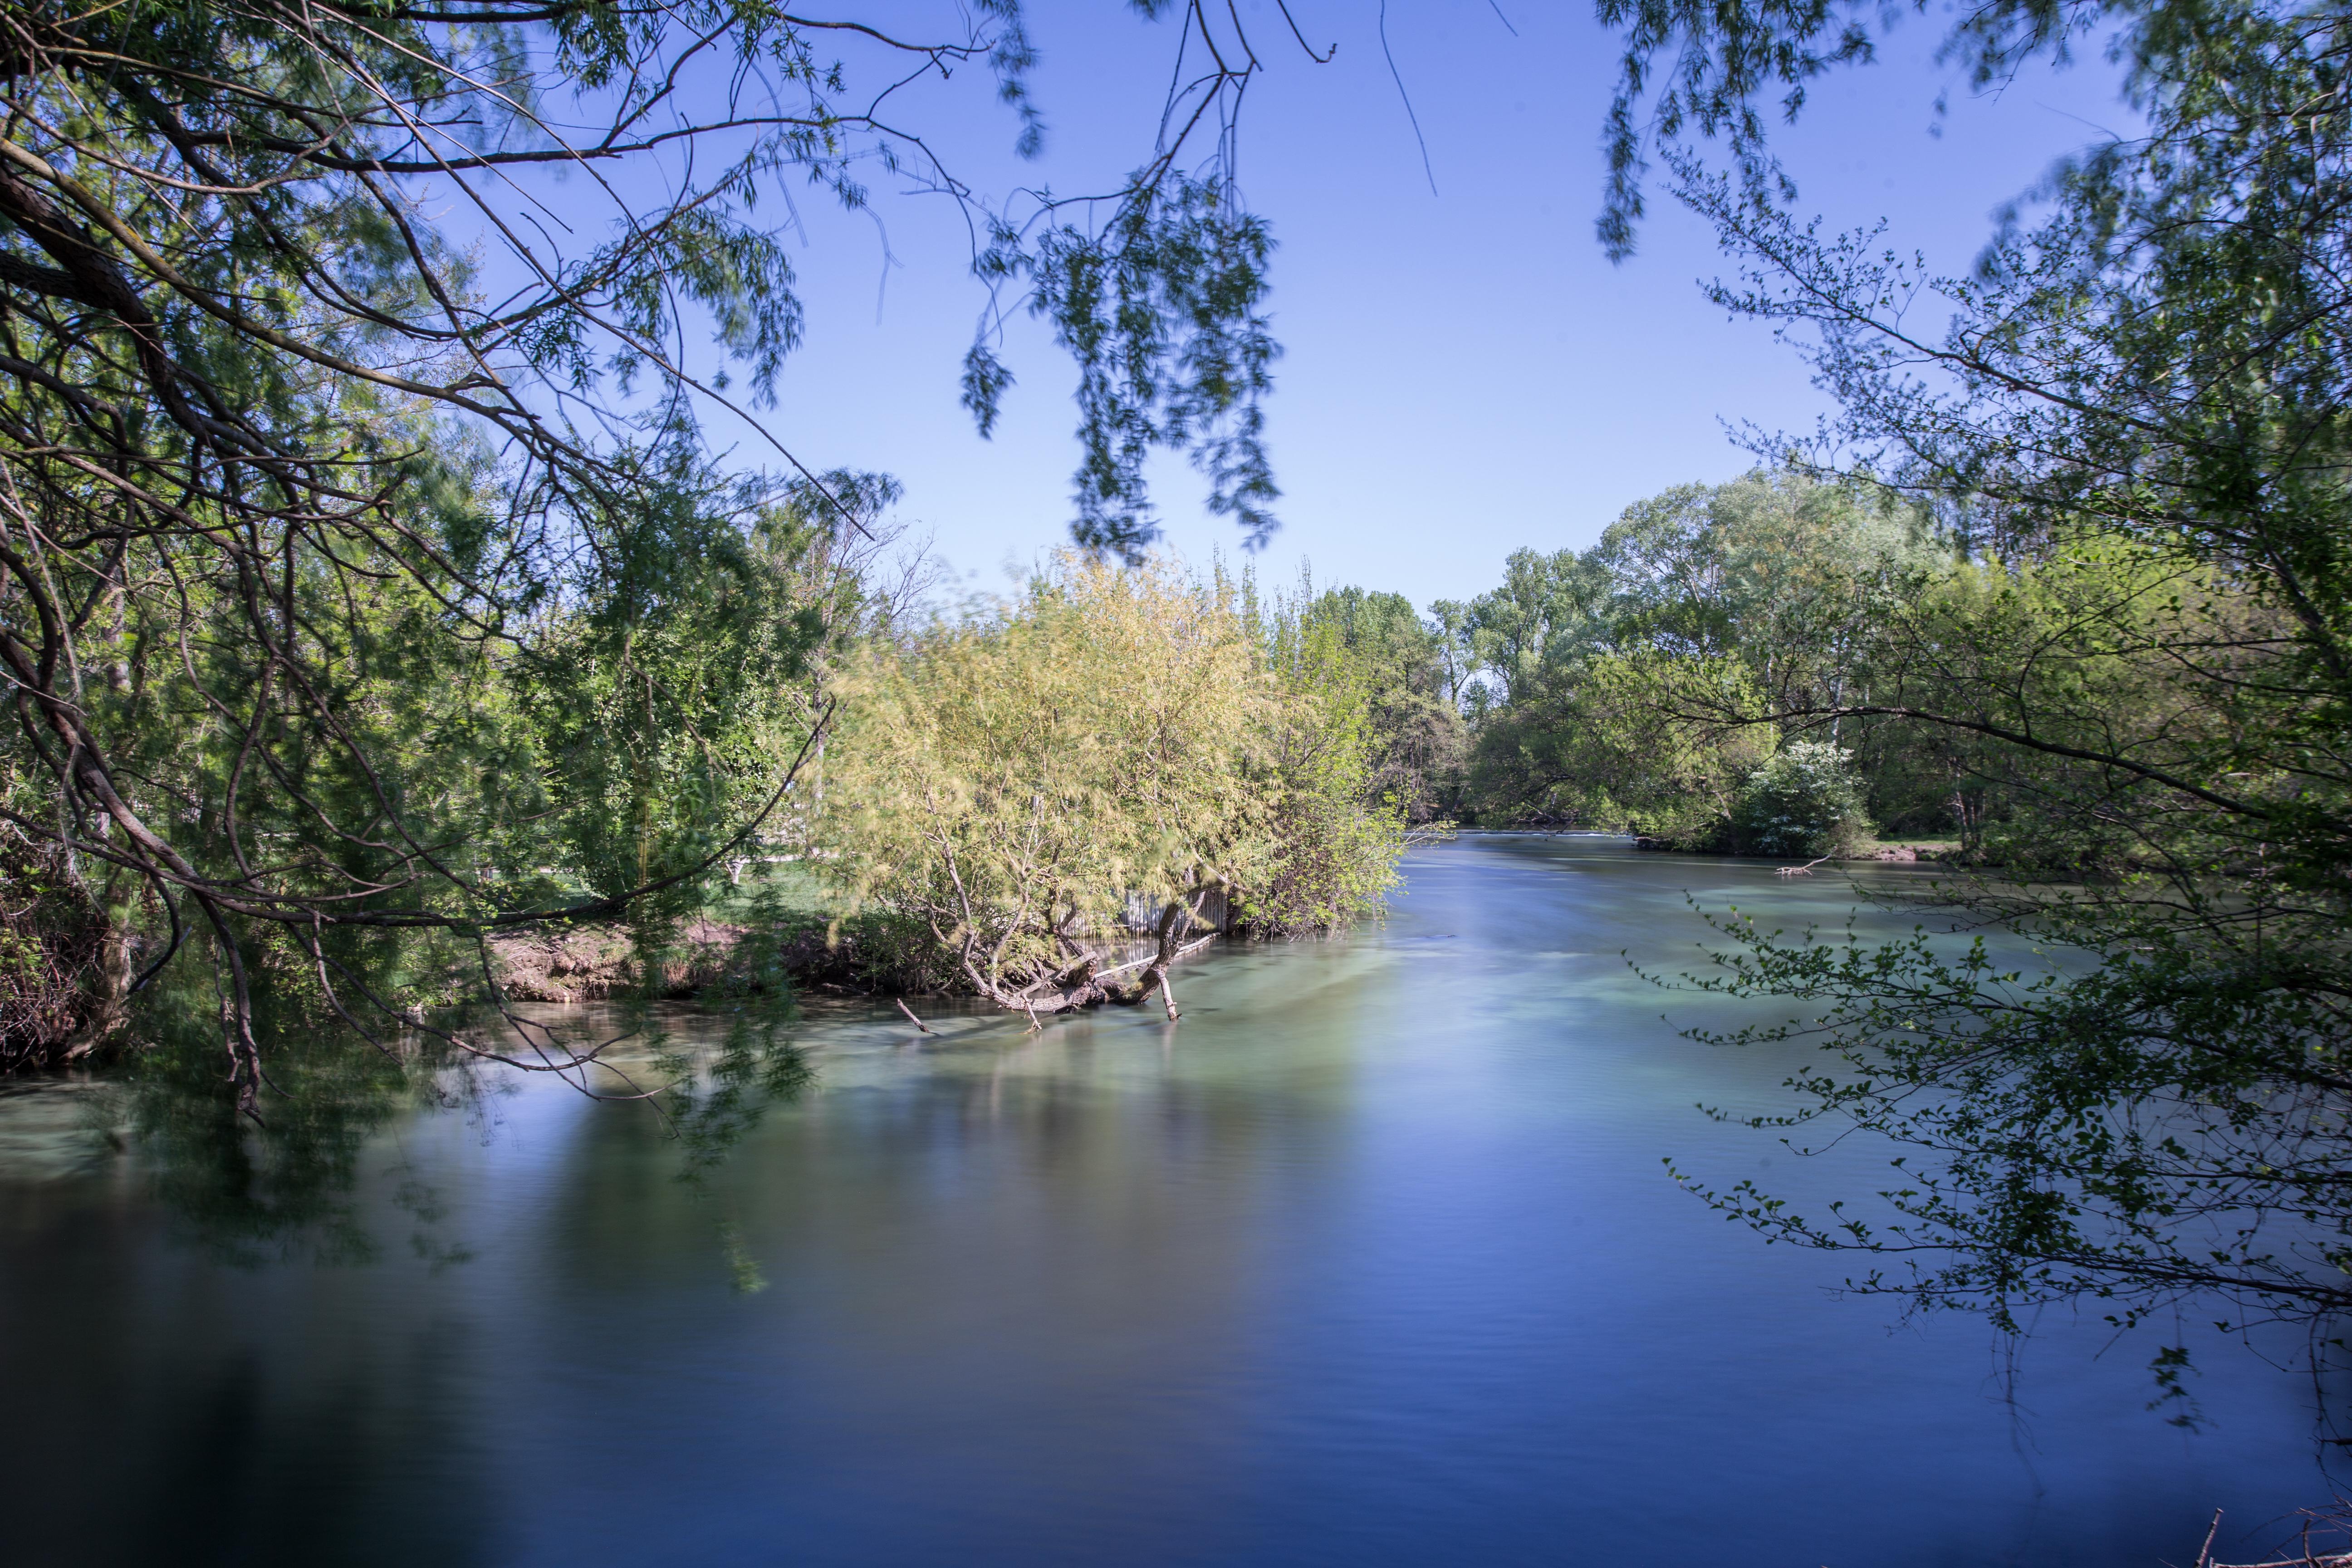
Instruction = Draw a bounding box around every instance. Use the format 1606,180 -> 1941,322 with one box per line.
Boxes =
819,554 -> 1401,1014
1250,581 -> 1416,932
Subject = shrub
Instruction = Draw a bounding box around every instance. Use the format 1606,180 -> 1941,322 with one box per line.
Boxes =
0,847 -> 113,1068
1733,740 -> 1874,858
821,554 -> 1404,1003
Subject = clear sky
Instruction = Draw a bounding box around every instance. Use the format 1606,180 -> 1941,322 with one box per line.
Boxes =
666,1 -> 2133,608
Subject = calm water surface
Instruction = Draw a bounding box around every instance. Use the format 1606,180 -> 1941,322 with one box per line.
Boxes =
0,837 -> 2328,1566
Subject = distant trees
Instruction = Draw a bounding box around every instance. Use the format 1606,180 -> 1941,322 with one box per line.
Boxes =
1432,470 -> 1933,843
1291,587 -> 1469,824
1088,472 -> 1946,858
1243,470 -> 1951,852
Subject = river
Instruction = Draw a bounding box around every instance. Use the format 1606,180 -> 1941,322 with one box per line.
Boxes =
0,835 -> 2328,1566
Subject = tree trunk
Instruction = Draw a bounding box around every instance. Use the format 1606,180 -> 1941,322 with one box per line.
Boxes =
966,888 -> 1216,1019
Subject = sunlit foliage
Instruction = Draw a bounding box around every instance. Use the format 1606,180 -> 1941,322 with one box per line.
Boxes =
818,555 -> 1403,1004
1596,0 -> 2352,1392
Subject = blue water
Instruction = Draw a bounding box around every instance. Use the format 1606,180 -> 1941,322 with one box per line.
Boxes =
0,837 -> 2326,1565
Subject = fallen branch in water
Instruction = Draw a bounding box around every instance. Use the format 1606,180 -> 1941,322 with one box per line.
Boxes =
1092,933 -> 1215,980
962,892 -> 1219,1022
2198,1501 -> 2352,1568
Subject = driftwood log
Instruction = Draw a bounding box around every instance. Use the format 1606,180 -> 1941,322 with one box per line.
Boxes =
958,890 -> 1219,1024
2195,1504 -> 2352,1568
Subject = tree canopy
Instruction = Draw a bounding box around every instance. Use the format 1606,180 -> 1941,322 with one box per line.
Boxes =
1573,0 -> 2352,1395
0,0 -> 1292,1096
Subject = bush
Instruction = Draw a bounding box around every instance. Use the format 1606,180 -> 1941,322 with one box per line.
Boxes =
819,554 -> 1406,1001
0,847 -> 114,1069
1625,798 -> 1737,852
1732,740 -> 1874,858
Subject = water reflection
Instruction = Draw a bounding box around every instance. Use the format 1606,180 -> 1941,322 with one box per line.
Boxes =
0,837 -> 2331,1567
3,1190 -> 495,1566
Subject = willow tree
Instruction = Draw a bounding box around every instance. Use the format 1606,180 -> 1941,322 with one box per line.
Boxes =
820,556 -> 1402,1017
0,1 -> 1292,1098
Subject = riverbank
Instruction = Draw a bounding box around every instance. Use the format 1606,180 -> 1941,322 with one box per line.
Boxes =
485,906 -> 1201,1004
487,913 -> 916,1002
489,834 -> 1962,1003
1627,835 -> 1959,863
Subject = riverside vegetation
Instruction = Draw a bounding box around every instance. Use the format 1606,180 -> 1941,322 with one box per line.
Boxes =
2,0 -> 2351,1492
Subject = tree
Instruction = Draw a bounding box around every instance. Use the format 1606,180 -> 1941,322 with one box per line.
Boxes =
1597,471 -> 1940,715
1602,0 -> 2352,1390
1300,586 -> 1467,823
1454,469 -> 1931,836
818,554 -> 1402,1016
1251,577 -> 1416,926
1729,738 -> 1872,857
0,0 -> 1298,1098
1462,547 -> 1613,707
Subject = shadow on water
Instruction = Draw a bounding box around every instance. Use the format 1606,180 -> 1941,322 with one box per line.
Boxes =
0,836 -> 2335,1567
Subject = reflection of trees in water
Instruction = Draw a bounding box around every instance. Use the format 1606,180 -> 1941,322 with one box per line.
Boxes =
523,1008 -> 1357,1534
114,1018 -> 424,1266
79,996 -> 812,1265
548,1004 -> 1355,1362
0,957 -> 1359,1563
0,1209 -> 495,1568
0,1001 -> 772,1566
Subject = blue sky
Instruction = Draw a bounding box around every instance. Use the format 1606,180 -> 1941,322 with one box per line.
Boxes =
632,2 -> 2134,607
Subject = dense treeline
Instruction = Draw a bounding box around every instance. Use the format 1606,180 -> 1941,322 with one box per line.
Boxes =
1425,470 -> 1932,851
0,0 -> 1279,1091
1294,468 -> 1947,858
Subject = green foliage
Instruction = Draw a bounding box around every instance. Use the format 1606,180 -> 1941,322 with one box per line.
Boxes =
819,555 -> 1404,998
1298,586 -> 1467,824
1593,0 -> 2352,1388
1252,579 -> 1411,932
983,176 -> 1280,557
823,554 -> 1263,993
0,844 -> 108,1065
1452,468 -> 1927,838
1730,740 -> 1872,857
1459,547 -> 1614,707
1596,0 -> 2182,259
527,467 -> 836,909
